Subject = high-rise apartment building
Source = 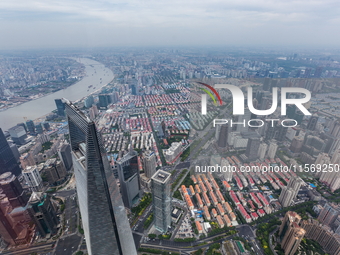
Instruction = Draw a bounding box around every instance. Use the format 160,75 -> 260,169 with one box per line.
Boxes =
143,150 -> 157,178
279,176 -> 303,207
22,166 -> 43,192
258,143 -> 268,160
267,141 -> 278,159
116,149 -> 141,208
318,203 -> 339,227
64,99 -> 136,255
0,128 -> 22,176
151,170 -> 171,233
279,211 -> 305,255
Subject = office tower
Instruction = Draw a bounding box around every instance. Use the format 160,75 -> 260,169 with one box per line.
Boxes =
8,125 -> 27,146
279,212 -> 305,255
26,120 -> 35,134
43,159 -> 67,185
22,166 -> 43,192
55,99 -> 66,116
263,78 -> 271,91
84,95 -> 94,108
116,149 -> 141,208
307,115 -> 319,131
27,192 -> 59,238
58,143 -> 73,171
289,136 -> 304,153
267,142 -> 278,159
43,122 -> 50,131
143,150 -> 156,178
64,99 -> 136,255
0,128 -> 22,176
245,137 -> 260,161
98,94 -> 112,109
151,170 -> 171,233
287,105 -> 304,124
0,172 -> 28,208
216,124 -> 228,148
35,123 -> 43,135
9,143 -> 20,163
279,176 -> 303,207
236,108 -> 251,133
318,204 -> 339,227
257,143 -> 268,160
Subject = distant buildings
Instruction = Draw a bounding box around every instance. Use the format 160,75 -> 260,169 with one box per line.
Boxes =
65,99 -> 136,255
0,128 -> 22,176
54,99 -> 66,116
245,137 -> 260,161
151,170 -> 171,233
216,123 -> 228,148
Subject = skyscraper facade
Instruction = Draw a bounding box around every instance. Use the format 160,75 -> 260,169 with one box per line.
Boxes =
151,170 -> 171,233
216,124 -> 228,148
0,128 -> 22,176
27,192 -> 59,238
58,143 -> 73,171
0,172 -> 28,208
116,149 -> 141,208
64,99 -> 136,255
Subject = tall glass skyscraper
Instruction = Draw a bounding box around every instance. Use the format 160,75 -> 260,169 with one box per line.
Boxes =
63,98 -> 137,255
0,128 -> 21,176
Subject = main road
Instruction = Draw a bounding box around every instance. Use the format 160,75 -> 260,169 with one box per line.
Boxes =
0,57 -> 114,131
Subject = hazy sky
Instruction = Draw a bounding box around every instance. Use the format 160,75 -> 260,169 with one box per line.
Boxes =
0,0 -> 339,49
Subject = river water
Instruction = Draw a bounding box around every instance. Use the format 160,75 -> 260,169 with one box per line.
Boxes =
0,58 -> 114,131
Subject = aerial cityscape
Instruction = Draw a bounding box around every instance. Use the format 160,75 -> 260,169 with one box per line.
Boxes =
0,48 -> 340,255
1,0 -> 340,255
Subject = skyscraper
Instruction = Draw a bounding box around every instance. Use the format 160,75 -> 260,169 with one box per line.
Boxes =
116,149 -> 141,208
0,128 -> 22,176
318,203 -> 339,227
22,166 -> 43,192
27,192 -> 59,238
64,99 -> 136,255
216,123 -> 228,148
58,143 -> 73,171
55,99 -> 66,116
143,150 -> 157,178
0,172 -> 28,208
8,125 -> 27,145
279,176 -> 303,207
151,170 -> 171,233
25,120 -> 36,134
279,211 -> 305,255
307,115 -> 319,131
245,137 -> 260,161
